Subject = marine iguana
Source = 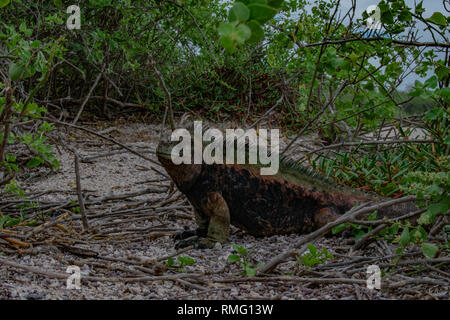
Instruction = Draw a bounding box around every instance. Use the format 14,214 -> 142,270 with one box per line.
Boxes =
156,126 -> 417,249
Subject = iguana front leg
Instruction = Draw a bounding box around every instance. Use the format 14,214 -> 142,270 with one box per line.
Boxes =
198,192 -> 230,248
173,208 -> 208,241
175,192 -> 230,249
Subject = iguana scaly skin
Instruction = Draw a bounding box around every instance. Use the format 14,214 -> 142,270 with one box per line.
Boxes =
157,130 -> 417,249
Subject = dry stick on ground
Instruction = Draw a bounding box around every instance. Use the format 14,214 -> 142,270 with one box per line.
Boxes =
126,246 -> 194,266
213,275 -> 367,286
0,235 -> 30,248
71,149 -> 89,230
352,224 -> 387,250
351,208 -> 426,226
430,215 -> 449,236
24,212 -> 72,240
345,258 -> 450,276
258,195 -> 417,274
72,64 -> 105,125
41,117 -> 169,179
212,274 -> 448,289
385,277 -> 449,289
344,205 -> 428,252
0,256 -> 201,283
81,148 -> 154,162
21,187 -> 171,239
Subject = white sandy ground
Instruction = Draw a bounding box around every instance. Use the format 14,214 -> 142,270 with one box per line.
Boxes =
0,121 -> 445,300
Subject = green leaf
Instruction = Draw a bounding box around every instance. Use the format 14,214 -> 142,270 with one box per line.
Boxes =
31,40 -> 42,49
437,87 -> 450,101
247,20 -> 264,43
177,256 -> 196,267
0,0 -> 9,8
233,244 -> 247,256
418,211 -> 433,225
220,35 -> 235,52
19,22 -> 27,34
445,135 -> 450,145
307,244 -> 317,255
235,24 -> 251,44
5,154 -> 16,162
427,203 -> 446,218
415,1 -> 425,15
166,257 -> 175,267
368,211 -> 378,220
267,0 -> 283,8
399,227 -> 410,247
9,62 -> 25,81
227,254 -> 241,262
381,182 -> 398,196
26,157 -> 44,168
229,2 -> 250,22
248,3 -> 278,24
422,242 -> 438,259
424,108 -> 443,121
381,10 -> 394,24
245,265 -> 257,277
354,230 -> 367,242
53,0 -> 63,7
267,53 -> 275,66
19,22 -> 32,37
435,65 -> 449,81
389,223 -> 399,235
218,22 -> 234,37
35,51 -> 47,73
416,226 -> 428,241
425,183 -> 442,195
427,12 -> 447,26
398,10 -> 411,22
332,223 -> 348,234
424,76 -> 438,89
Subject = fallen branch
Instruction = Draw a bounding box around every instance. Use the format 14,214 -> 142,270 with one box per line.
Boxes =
67,148 -> 89,231
0,256 -> 200,283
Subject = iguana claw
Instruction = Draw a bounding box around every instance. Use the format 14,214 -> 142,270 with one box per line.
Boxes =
174,235 -> 218,249
173,229 -> 197,241
174,235 -> 198,249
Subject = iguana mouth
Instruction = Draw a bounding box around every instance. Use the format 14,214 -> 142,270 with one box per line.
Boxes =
156,139 -> 175,159
156,147 -> 172,159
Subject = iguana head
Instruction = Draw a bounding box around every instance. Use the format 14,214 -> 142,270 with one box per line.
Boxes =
157,130 -> 201,191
